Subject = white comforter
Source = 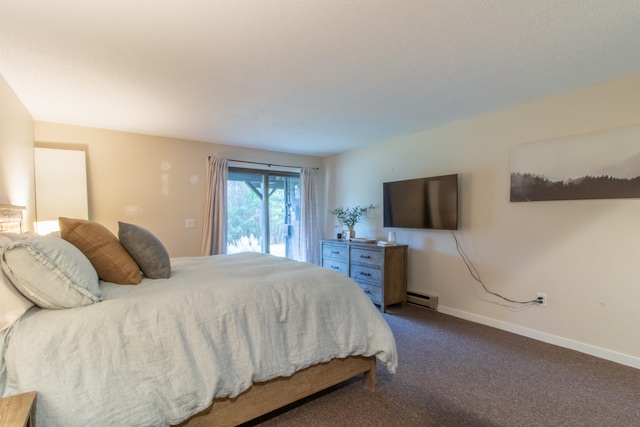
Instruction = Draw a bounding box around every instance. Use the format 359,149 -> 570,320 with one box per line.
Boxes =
0,253 -> 397,426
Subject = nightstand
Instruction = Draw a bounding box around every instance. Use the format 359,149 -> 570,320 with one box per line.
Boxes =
0,392 -> 36,427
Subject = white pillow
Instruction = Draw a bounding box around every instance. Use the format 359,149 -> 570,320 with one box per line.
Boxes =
0,260 -> 34,330
1,236 -> 102,310
0,231 -> 38,241
1,235 -> 35,330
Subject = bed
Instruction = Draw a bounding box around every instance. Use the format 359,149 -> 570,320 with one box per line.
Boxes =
0,213 -> 398,426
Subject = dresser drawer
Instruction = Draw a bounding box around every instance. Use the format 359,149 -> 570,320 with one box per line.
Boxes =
350,264 -> 382,284
322,260 -> 349,275
351,247 -> 383,267
322,243 -> 349,262
357,282 -> 382,304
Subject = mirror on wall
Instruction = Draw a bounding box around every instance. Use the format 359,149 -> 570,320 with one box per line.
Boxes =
34,147 -> 88,234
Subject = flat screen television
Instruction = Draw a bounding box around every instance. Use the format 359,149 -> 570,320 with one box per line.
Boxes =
383,174 -> 458,230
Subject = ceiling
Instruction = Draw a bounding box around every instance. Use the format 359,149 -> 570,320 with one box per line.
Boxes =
1,1 -> 640,157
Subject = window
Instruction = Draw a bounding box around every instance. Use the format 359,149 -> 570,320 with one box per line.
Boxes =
227,168 -> 300,258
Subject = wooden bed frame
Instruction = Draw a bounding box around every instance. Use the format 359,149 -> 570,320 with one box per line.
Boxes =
176,355 -> 376,427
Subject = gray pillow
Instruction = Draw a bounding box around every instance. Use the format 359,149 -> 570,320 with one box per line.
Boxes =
118,222 -> 171,279
1,236 -> 102,309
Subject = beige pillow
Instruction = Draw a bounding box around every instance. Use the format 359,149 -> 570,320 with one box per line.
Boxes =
59,217 -> 142,285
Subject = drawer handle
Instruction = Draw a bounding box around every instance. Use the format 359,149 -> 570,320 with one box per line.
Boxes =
331,251 -> 341,254
360,255 -> 371,259
331,265 -> 341,270
359,272 -> 372,277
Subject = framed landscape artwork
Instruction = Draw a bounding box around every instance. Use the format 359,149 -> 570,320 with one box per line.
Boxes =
510,125 -> 640,202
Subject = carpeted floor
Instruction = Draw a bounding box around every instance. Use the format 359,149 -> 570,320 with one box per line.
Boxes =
245,304 -> 640,426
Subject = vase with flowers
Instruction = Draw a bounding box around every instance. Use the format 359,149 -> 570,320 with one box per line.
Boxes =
329,204 -> 374,239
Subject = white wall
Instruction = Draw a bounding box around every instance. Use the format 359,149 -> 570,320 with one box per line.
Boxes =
323,73 -> 640,368
0,74 -> 35,226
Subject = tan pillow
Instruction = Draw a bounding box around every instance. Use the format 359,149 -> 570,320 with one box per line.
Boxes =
59,217 -> 142,285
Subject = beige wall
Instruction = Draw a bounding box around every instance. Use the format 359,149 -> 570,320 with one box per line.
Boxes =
34,122 -> 322,257
0,74 -> 35,227
323,72 -> 640,367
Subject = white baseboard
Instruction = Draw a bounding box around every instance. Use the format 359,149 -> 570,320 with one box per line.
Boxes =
438,305 -> 640,370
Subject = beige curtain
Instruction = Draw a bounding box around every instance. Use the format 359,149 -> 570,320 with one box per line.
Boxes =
298,167 -> 321,264
200,157 -> 228,256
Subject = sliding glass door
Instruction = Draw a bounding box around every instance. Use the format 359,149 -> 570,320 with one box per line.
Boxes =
227,168 -> 300,258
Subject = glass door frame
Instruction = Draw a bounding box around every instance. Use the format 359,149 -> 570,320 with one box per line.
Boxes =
227,167 -> 300,257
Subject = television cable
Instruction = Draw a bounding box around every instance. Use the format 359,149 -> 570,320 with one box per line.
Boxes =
450,231 -> 541,305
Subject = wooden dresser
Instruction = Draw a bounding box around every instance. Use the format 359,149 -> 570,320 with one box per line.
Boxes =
321,239 -> 408,312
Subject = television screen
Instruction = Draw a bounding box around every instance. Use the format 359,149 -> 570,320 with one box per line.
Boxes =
383,174 -> 458,230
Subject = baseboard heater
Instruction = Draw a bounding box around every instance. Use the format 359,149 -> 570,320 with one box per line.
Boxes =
406,292 -> 439,311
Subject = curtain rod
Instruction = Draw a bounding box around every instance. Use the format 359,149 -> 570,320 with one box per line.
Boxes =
208,157 -> 319,170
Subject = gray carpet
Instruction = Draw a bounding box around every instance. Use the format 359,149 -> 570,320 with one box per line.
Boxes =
246,304 -> 640,426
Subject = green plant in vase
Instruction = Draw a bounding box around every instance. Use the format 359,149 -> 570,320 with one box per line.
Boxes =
330,204 -> 374,238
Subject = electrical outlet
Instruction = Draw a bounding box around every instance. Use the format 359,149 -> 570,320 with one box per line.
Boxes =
537,292 -> 547,307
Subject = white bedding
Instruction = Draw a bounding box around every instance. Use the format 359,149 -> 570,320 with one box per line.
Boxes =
0,253 -> 397,426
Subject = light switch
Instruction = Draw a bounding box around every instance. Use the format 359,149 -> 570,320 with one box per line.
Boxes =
186,219 -> 196,229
